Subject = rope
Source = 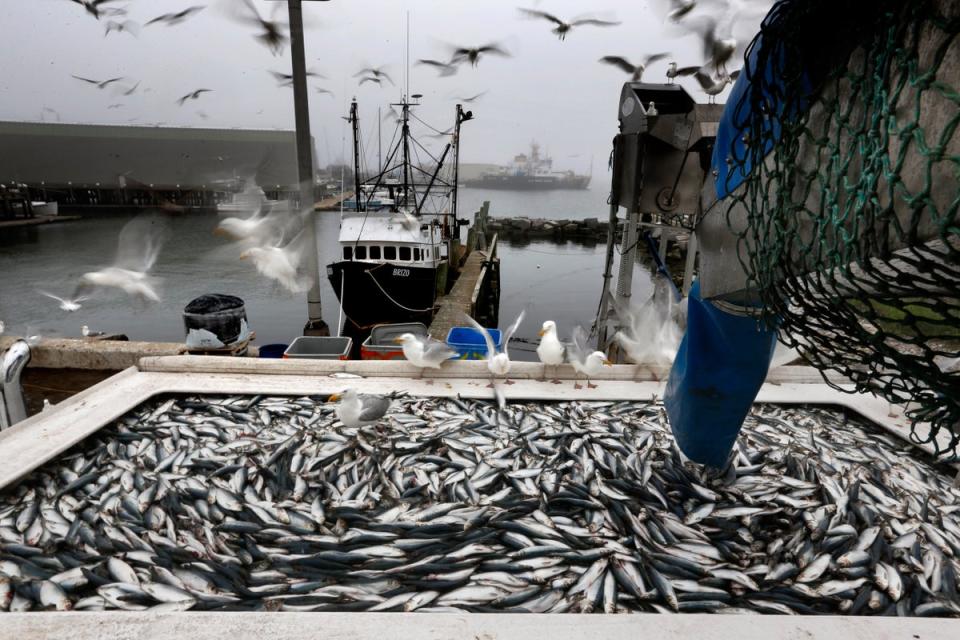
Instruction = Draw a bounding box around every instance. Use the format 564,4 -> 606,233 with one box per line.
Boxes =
365,266 -> 435,314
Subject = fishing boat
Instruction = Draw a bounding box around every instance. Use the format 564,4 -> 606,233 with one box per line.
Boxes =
463,141 -> 591,190
326,96 -> 471,330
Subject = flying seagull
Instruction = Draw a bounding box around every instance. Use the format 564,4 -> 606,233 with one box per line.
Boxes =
462,310 -> 526,385
123,81 -> 140,96
417,59 -> 458,77
315,87 -> 334,97
69,0 -> 122,20
72,75 -> 125,89
74,214 -> 170,304
665,61 -> 700,84
449,43 -> 511,67
518,9 -> 620,40
177,89 -> 212,106
232,0 -> 288,56
354,66 -> 394,86
454,91 -> 487,103
38,291 -> 88,313
145,6 -> 205,27
667,0 -> 697,21
104,19 -> 139,37
693,68 -> 740,102
598,53 -> 670,81
269,70 -> 324,87
567,326 -> 611,389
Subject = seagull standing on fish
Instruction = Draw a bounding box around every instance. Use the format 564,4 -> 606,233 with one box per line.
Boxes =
394,333 -> 457,379
536,320 -> 565,383
567,326 -> 611,389
518,8 -> 621,40
462,310 -> 525,385
598,53 -> 670,81
328,389 -> 391,429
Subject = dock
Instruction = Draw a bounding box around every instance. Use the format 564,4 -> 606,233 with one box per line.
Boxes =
429,201 -> 500,340
315,191 -> 353,211
0,214 -> 81,230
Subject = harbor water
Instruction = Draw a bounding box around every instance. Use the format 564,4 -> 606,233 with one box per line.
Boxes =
0,184 -> 652,359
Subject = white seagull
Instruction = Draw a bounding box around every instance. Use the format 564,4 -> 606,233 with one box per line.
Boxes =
239,238 -> 312,294
536,320 -> 565,383
38,290 -> 88,312
328,389 -> 391,429
394,333 -> 457,379
567,326 -> 611,389
462,310 -> 525,385
75,214 -> 169,303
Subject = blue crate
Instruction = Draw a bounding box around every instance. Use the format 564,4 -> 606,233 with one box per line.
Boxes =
446,327 -> 502,360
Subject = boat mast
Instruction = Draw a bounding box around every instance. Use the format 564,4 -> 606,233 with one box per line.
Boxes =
453,104 -> 464,220
401,98 -> 412,212
350,100 -> 362,211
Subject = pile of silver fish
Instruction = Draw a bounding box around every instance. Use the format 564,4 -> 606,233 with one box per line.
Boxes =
1,394 -> 959,616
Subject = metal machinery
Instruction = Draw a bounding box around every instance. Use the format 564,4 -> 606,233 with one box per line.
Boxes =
597,83 -> 722,349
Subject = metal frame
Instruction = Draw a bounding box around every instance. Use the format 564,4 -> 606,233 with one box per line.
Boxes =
0,611 -> 956,638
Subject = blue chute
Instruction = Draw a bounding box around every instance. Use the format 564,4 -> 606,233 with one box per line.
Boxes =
664,282 -> 778,467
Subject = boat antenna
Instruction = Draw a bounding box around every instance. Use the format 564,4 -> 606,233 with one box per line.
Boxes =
405,11 -> 410,102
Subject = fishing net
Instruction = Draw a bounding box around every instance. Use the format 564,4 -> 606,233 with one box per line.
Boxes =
724,0 -> 960,455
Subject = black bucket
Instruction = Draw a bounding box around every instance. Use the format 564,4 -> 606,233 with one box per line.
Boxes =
183,294 -> 248,348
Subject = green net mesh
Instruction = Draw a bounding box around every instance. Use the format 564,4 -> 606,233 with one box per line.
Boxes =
725,0 -> 960,456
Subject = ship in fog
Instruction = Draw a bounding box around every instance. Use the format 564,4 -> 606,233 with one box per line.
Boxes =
464,141 -> 590,190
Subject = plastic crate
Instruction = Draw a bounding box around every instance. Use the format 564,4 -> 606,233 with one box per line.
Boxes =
446,327 -> 502,360
369,322 -> 428,345
283,336 -> 352,360
259,344 -> 288,359
360,336 -> 406,360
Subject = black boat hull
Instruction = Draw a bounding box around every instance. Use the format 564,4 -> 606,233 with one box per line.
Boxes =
327,260 -> 437,328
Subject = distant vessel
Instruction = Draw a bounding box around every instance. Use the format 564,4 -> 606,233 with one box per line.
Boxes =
464,142 -> 590,190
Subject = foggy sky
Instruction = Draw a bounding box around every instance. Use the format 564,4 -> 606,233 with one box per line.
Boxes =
1,1 -> 770,174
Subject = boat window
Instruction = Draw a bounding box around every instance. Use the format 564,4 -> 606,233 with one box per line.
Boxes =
369,246 -> 381,260
399,246 -> 411,261
413,248 -> 421,261
343,246 -> 353,260
384,246 -> 397,260
355,246 -> 367,260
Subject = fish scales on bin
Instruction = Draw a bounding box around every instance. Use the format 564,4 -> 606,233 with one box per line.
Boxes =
0,395 -> 959,616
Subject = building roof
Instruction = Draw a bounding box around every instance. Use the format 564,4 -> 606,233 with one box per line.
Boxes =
0,121 -> 304,189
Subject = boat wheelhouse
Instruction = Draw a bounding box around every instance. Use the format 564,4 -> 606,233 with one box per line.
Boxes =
326,96 -> 471,331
